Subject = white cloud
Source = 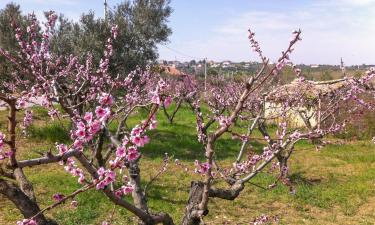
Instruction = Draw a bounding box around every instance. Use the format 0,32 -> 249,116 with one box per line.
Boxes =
16,0 -> 78,6
325,0 -> 375,6
161,2 -> 375,65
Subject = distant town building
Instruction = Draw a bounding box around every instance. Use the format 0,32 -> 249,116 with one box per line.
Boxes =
159,65 -> 185,76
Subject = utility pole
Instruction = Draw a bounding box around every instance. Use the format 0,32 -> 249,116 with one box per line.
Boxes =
104,0 -> 108,21
340,57 -> 346,76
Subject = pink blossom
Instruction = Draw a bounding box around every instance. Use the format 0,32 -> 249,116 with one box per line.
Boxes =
114,189 -> 123,197
75,129 -> 86,139
111,25 -> 119,39
48,109 -> 58,119
4,150 -> 13,158
151,93 -> 161,105
99,93 -> 114,106
276,59 -> 286,71
83,112 -> 93,122
0,133 -> 5,151
16,219 -> 37,225
116,146 -> 127,158
95,106 -> 111,121
22,110 -> 33,129
95,106 -> 105,117
164,96 -> 172,107
149,120 -> 158,130
56,144 -> 68,154
131,135 -> 149,147
262,147 -> 273,160
73,139 -> 83,150
88,120 -> 101,135
127,146 -> 140,161
96,168 -> 116,190
131,136 -> 142,146
97,167 -> 106,176
63,158 -> 86,184
122,136 -> 129,145
52,193 -> 65,201
76,121 -> 86,130
71,200 -> 78,208
78,174 -> 85,184
194,160 -> 211,174
122,183 -> 134,195
199,162 -> 211,174
109,158 -> 122,169
16,99 -> 27,109
218,116 -> 231,127
131,126 -> 142,136
142,135 -> 149,145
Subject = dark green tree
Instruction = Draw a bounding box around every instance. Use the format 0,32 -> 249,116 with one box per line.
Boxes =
50,0 -> 172,75
0,3 -> 26,82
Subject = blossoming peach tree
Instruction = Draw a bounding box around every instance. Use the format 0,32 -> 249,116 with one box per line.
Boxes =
0,12 -> 374,225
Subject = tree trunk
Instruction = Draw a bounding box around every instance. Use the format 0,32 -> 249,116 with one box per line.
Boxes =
0,179 -> 57,225
181,181 -> 206,225
278,156 -> 288,177
13,168 -> 36,202
128,160 -> 149,225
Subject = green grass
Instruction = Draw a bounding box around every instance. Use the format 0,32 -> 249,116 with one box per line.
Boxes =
1,105 -> 375,224
27,121 -> 71,143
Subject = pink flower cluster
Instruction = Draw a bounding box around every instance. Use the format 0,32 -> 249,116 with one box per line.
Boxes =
96,167 -> 116,189
164,96 -> 172,107
113,145 -> 140,163
56,144 -> 68,154
98,93 -> 114,106
114,182 -> 134,197
52,193 -> 65,202
218,116 -> 231,127
95,106 -> 111,122
22,110 -> 33,129
16,219 -> 37,225
194,160 -> 211,174
248,28 -> 264,60
16,98 -> 27,109
72,112 -> 103,143
276,59 -> 287,71
130,125 -> 149,147
151,79 -> 168,105
63,158 -> 85,184
0,133 -> 5,152
252,214 -> 278,225
111,25 -> 119,39
56,144 -> 85,183
48,109 -> 59,120
151,92 -> 161,105
149,115 -> 158,130
262,146 -> 274,161
0,133 -> 7,160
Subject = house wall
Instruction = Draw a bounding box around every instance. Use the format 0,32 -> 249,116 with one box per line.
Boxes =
264,102 -> 318,128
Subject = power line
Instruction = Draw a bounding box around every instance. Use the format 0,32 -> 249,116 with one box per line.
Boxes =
160,45 -> 202,60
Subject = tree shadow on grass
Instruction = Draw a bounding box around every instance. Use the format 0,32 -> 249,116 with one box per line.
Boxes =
147,185 -> 187,205
289,172 -> 322,186
142,123 -> 265,161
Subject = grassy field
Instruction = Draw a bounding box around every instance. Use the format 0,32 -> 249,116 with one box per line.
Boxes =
1,105 -> 375,225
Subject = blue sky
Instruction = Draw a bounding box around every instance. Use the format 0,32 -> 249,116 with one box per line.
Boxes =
1,0 -> 374,65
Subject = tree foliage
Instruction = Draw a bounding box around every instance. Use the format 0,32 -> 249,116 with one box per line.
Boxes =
50,0 -> 172,74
